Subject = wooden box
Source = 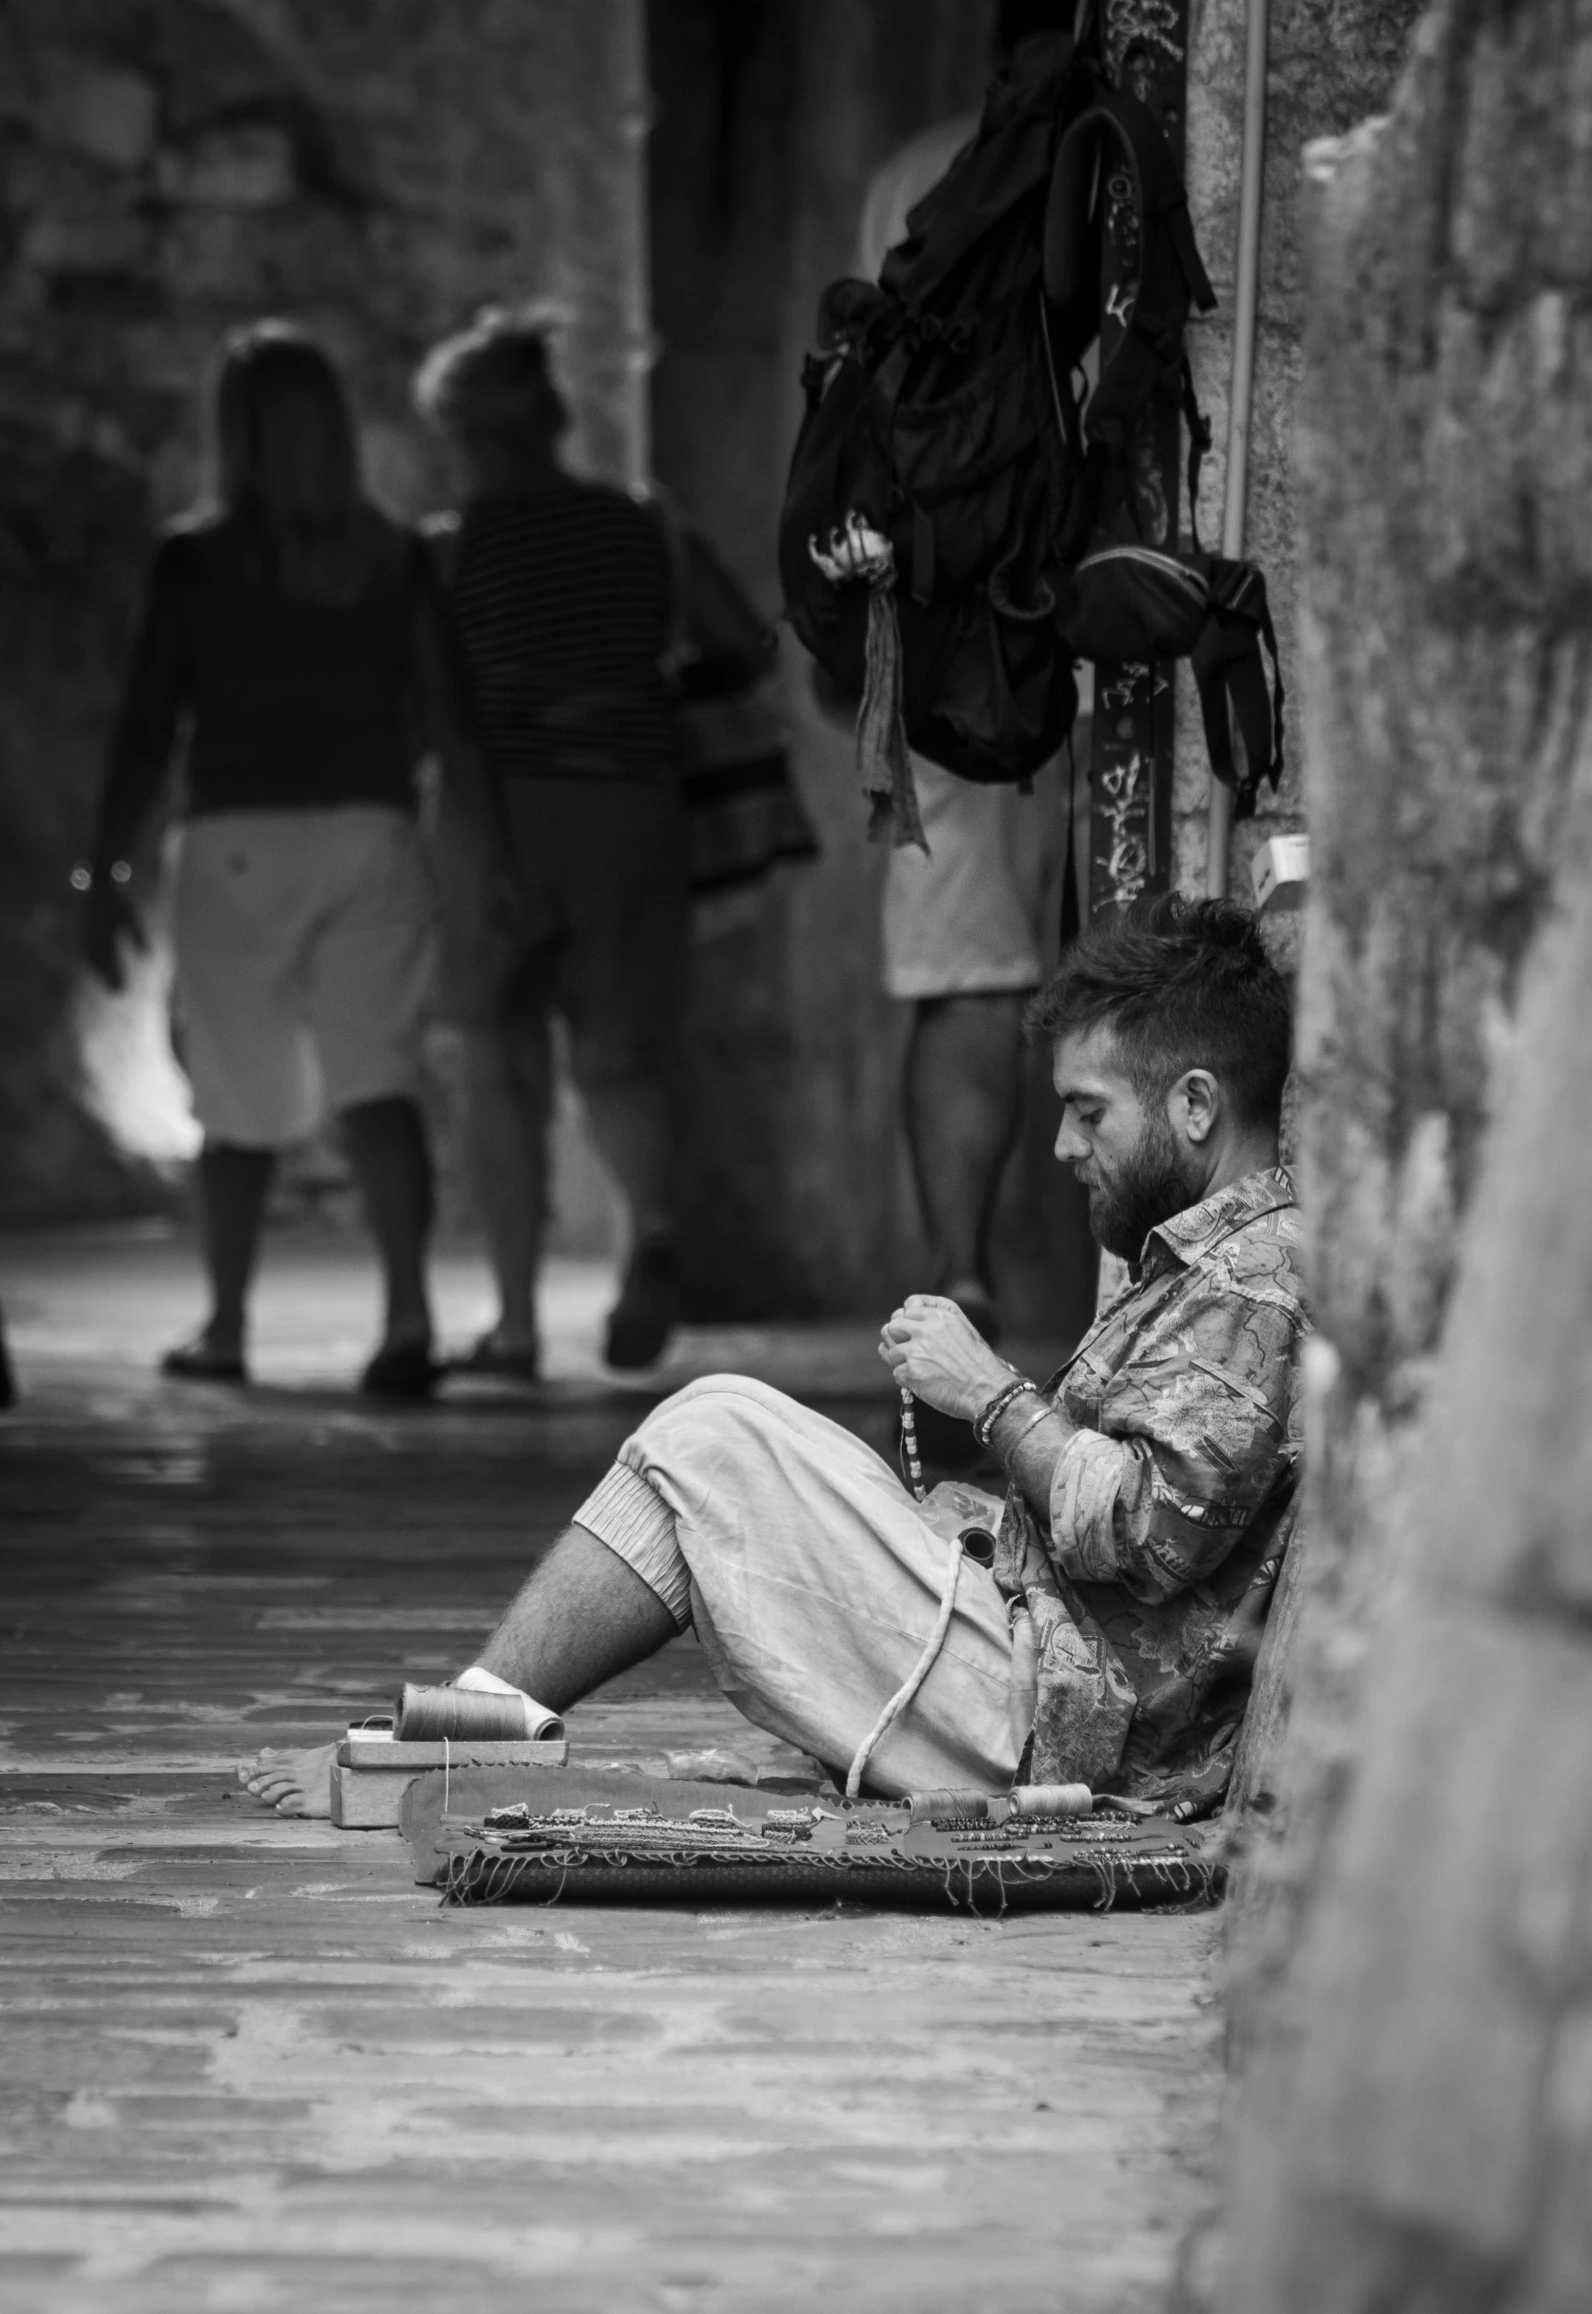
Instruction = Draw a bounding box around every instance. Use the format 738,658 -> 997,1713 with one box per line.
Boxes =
330,1725 -> 569,1829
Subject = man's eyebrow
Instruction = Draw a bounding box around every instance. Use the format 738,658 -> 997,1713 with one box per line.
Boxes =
1054,1079 -> 1112,1105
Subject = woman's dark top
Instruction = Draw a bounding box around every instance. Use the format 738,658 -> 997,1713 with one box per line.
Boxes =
446,479 -> 676,782
94,509 -> 469,867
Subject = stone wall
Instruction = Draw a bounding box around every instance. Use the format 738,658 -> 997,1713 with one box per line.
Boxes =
1201,0 -> 1592,2295
1175,0 -> 1425,903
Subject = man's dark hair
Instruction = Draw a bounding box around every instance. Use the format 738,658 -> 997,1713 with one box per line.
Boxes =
1026,894 -> 1292,1127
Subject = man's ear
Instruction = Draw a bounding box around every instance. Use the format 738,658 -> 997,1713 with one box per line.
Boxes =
1169,1068 -> 1221,1146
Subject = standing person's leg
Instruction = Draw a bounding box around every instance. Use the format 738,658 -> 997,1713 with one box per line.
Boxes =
881,762 -> 1048,1338
551,780 -> 689,1369
431,774 -> 556,1375
167,1143 -> 276,1376
904,991 -> 1027,1324
579,1074 -> 676,1252
463,1013 -> 552,1366
310,807 -> 441,1396
340,1095 -> 433,1357
165,814 -> 323,1381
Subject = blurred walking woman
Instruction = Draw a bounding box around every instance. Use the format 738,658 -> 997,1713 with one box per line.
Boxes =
84,321 -> 476,1397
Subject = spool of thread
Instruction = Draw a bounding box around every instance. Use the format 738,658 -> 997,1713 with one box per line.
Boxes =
1009,1783 -> 1092,1818
905,1791 -> 1004,1822
394,1682 -> 559,1742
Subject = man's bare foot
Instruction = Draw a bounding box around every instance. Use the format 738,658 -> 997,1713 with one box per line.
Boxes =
237,1743 -> 336,1818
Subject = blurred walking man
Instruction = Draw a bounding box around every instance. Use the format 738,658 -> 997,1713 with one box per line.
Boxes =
417,313 -> 687,1377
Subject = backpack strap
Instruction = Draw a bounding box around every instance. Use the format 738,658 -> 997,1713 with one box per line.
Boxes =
1180,355 -> 1213,554
1190,561 -> 1286,821
1046,87 -> 1216,452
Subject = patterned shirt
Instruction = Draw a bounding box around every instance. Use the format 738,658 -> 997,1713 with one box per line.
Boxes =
995,1166 -> 1307,1813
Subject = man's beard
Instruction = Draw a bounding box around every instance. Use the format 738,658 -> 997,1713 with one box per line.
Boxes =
1081,1115 -> 1199,1262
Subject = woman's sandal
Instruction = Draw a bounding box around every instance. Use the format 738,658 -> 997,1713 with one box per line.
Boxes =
161,1339 -> 248,1384
450,1334 -> 542,1385
360,1343 -> 442,1401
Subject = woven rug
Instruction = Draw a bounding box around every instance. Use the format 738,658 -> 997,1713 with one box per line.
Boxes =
404,1767 -> 1222,1915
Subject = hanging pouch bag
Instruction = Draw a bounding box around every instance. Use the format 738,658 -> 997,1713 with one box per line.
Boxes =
1065,535 -> 1286,824
1064,542 -> 1210,662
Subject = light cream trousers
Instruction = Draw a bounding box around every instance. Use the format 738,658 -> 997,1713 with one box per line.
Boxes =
575,1375 -> 1018,1797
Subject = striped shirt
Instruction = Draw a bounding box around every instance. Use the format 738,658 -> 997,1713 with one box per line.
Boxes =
446,481 -> 677,781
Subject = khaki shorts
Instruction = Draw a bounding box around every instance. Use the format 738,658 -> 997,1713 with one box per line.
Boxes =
576,1375 -> 1018,1797
172,806 -> 434,1148
880,755 -> 1054,1000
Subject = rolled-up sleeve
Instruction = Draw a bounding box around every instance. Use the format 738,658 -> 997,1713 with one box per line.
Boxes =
1048,1277 -> 1302,1605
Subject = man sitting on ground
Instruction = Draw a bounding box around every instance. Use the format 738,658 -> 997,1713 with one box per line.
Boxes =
243,897 -> 1306,1820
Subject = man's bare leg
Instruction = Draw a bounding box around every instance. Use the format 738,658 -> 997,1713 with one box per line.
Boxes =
469,1520 -> 678,1706
238,1524 -> 676,1815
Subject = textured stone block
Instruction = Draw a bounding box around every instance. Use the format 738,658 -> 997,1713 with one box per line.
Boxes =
41,67 -> 158,170
20,210 -> 153,277
157,124 -> 296,208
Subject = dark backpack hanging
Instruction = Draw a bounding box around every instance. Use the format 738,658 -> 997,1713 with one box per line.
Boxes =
776,25 -> 1223,845
778,31 -> 1099,843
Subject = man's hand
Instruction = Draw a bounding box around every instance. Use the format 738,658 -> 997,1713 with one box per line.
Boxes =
808,512 -> 894,586
878,1294 -> 1012,1421
82,883 -> 145,993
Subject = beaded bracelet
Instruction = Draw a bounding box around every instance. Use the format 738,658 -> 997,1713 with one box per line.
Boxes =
971,1376 -> 1037,1449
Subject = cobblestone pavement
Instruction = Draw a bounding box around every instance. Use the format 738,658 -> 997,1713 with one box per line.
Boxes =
0,1225 -> 1221,2314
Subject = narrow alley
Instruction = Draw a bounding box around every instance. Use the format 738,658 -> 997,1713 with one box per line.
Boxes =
0,1227 -> 1221,2314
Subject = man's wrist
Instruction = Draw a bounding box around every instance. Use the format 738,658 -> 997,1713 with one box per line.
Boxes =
989,1392 -> 1071,1508
972,1375 -> 1038,1448
993,1399 -> 1056,1462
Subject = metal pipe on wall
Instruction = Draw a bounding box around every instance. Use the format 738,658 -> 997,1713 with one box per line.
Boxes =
618,0 -> 653,493
1206,0 -> 1270,900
